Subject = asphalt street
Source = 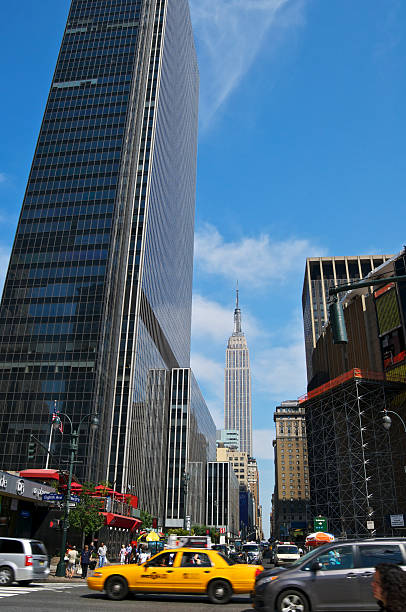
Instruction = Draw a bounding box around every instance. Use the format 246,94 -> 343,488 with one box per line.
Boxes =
0,583 -> 254,611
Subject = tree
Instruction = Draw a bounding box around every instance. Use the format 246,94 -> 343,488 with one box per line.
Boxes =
167,528 -> 188,536
140,509 -> 153,529
68,482 -> 105,541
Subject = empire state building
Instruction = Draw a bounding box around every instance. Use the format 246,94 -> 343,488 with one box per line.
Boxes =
224,291 -> 252,455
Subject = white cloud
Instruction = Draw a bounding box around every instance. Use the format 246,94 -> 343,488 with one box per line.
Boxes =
253,429 -> 275,459
195,224 -> 324,287
190,0 -> 306,126
192,293 -> 260,343
253,339 -> 307,399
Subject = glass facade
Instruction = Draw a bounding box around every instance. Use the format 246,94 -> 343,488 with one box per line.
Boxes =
0,0 -> 199,508
206,461 -> 239,537
165,369 -> 216,528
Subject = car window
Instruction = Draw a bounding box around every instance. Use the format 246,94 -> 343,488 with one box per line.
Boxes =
30,541 -> 47,555
310,546 -> 354,571
277,546 -> 298,554
181,552 -> 211,567
243,545 -> 259,552
358,545 -> 403,567
147,552 -> 175,567
0,539 -> 24,554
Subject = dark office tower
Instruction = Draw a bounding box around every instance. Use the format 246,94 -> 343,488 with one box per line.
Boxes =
302,255 -> 393,385
0,0 -> 199,502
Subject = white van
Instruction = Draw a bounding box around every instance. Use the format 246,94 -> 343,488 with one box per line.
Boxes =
274,543 -> 300,566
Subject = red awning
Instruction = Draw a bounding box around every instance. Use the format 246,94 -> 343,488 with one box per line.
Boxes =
19,469 -> 80,483
101,512 -> 142,531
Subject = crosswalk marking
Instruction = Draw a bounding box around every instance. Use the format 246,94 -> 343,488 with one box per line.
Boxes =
0,583 -> 83,599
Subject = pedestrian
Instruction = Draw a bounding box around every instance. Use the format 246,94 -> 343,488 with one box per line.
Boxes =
80,545 -> 91,579
131,542 -> 138,564
67,545 -> 78,579
125,543 -> 132,564
372,563 -> 406,612
98,542 -> 107,568
138,547 -> 149,565
120,544 -> 126,565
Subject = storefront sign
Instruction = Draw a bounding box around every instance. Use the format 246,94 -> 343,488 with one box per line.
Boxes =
16,480 -> 25,496
0,470 -> 54,503
390,514 -> 405,527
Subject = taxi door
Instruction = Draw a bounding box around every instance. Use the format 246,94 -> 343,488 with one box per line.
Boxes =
177,551 -> 213,592
136,551 -> 180,592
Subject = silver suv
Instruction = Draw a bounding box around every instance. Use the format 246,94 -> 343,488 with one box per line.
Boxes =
254,538 -> 406,611
0,538 -> 49,586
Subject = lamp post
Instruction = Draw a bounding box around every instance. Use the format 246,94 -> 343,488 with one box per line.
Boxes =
382,410 -> 406,433
53,412 -> 99,577
182,471 -> 190,534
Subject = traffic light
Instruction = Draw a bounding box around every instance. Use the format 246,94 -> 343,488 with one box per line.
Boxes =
27,441 -> 36,461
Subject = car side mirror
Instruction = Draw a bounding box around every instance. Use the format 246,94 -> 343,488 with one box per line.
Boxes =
310,561 -> 322,572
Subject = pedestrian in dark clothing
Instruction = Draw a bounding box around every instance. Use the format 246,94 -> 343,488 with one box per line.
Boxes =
372,563 -> 406,612
131,544 -> 138,564
81,545 -> 91,579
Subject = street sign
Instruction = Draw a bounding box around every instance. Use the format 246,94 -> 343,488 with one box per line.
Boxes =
42,493 -> 64,502
68,502 -> 77,508
219,527 -> 226,534
70,495 -> 81,503
390,514 -> 405,527
314,516 -> 328,532
367,521 -> 375,530
185,515 -> 191,532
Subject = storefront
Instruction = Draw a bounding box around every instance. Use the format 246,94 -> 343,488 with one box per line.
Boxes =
0,471 -> 54,544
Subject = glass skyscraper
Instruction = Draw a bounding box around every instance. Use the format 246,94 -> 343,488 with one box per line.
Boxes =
0,0 -> 199,506
224,291 -> 252,455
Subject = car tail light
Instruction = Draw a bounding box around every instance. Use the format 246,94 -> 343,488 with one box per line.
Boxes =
25,555 -> 33,567
255,568 -> 262,577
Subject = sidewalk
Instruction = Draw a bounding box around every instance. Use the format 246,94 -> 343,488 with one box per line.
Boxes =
46,557 -> 107,582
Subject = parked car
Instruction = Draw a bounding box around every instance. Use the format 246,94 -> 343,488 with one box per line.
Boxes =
88,547 -> 263,603
0,538 -> 49,586
274,544 -> 301,566
253,537 -> 406,611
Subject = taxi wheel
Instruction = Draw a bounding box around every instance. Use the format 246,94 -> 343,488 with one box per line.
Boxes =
276,589 -> 309,612
105,575 -> 129,601
207,579 -> 232,604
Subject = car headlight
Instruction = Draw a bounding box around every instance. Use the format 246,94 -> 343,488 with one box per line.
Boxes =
256,575 -> 279,588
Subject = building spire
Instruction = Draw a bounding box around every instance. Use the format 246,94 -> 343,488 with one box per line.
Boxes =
233,281 -> 242,335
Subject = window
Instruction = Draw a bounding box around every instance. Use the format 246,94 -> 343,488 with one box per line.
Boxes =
358,545 -> 403,567
309,546 -> 354,571
147,552 -> 176,567
0,539 -> 24,554
30,541 -> 47,555
181,552 -> 211,567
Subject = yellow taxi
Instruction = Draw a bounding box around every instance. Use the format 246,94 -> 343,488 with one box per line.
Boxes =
87,547 -> 263,603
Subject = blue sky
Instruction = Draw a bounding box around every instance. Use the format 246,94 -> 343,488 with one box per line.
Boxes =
1,1 -> 406,537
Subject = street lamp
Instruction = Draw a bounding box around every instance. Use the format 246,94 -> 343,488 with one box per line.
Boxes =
182,471 -> 190,534
382,410 -> 406,434
54,412 -> 99,577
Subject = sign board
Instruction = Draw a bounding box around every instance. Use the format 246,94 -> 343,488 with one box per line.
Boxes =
68,502 -> 77,508
390,514 -> 405,527
367,521 -> 375,530
219,527 -> 226,534
70,495 -> 81,503
314,516 -> 327,532
185,515 -> 191,532
42,493 -> 64,502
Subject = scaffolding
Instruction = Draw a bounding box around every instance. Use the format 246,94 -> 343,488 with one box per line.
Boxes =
304,372 -> 406,537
